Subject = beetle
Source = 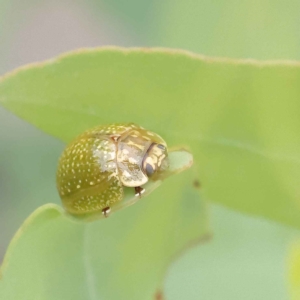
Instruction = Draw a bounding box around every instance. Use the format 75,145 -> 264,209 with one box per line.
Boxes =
56,123 -> 168,217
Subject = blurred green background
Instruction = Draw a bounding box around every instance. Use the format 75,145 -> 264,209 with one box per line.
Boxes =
1,0 -> 300,299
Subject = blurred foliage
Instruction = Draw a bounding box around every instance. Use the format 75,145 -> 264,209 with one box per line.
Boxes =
95,0 -> 300,60
89,0 -> 155,37
154,0 -> 300,60
166,205 -> 297,300
0,108 -> 62,258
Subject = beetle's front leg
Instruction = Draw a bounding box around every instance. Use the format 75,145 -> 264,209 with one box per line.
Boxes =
134,186 -> 145,198
102,207 -> 111,218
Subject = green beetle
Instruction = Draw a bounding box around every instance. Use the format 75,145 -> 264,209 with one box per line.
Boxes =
56,123 -> 168,217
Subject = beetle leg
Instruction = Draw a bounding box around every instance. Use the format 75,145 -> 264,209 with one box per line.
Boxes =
134,186 -> 145,198
102,207 -> 111,218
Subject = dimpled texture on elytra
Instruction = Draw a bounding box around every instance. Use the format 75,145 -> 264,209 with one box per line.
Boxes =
56,123 -> 167,215
56,127 -> 128,214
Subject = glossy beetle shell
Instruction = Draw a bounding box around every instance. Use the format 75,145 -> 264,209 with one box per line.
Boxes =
56,123 -> 167,215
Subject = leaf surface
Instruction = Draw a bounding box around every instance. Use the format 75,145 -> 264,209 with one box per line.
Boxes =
0,169 -> 208,300
0,48 -> 300,228
289,242 -> 300,300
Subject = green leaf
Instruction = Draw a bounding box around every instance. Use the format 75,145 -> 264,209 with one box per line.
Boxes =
289,241 -> 300,300
0,169 -> 208,300
1,47 -> 300,229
